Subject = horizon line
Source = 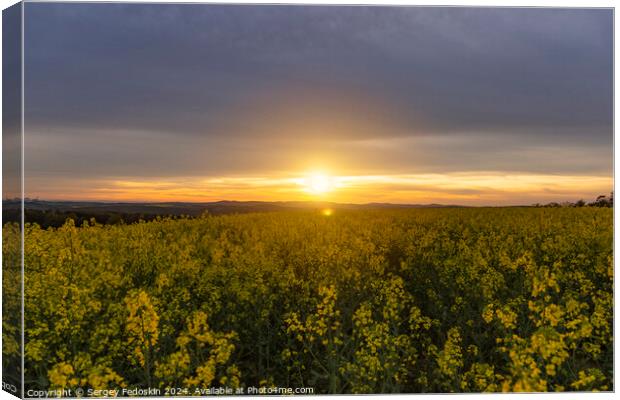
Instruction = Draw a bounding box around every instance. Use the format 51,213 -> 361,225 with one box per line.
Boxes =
3,196 -> 612,208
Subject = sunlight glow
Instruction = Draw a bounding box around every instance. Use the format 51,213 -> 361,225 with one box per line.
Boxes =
26,172 -> 613,206
304,173 -> 333,195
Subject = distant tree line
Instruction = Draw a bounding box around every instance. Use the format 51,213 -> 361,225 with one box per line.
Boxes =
2,193 -> 612,229
4,209 -> 186,229
532,192 -> 613,208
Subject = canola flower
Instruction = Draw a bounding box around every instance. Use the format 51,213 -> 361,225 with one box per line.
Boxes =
7,207 -> 611,393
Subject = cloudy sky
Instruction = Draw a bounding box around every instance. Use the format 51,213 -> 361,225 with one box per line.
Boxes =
22,3 -> 612,205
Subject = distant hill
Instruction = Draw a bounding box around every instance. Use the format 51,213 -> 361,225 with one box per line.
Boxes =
2,199 -> 466,228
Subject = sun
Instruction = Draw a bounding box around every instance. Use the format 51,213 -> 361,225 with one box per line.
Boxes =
305,173 -> 333,194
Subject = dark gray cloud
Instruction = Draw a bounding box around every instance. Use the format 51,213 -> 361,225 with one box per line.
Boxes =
23,4 -> 613,184
3,2 -> 22,198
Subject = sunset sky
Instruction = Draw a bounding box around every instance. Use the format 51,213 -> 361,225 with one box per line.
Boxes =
21,4 -> 613,205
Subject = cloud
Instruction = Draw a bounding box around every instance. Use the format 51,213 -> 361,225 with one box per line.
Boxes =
24,172 -> 613,206
21,4 -> 613,202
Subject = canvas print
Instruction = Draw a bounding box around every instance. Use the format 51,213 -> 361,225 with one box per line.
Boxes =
2,2 -> 614,397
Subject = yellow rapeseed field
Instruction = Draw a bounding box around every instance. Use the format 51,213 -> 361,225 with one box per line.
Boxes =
4,207 -> 613,393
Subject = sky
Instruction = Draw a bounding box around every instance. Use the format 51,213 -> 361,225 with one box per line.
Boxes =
20,3 -> 613,205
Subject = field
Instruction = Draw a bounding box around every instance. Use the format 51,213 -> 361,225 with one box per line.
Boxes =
4,207 -> 613,393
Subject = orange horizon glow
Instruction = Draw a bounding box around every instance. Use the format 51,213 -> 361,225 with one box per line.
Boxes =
23,171 -> 613,207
